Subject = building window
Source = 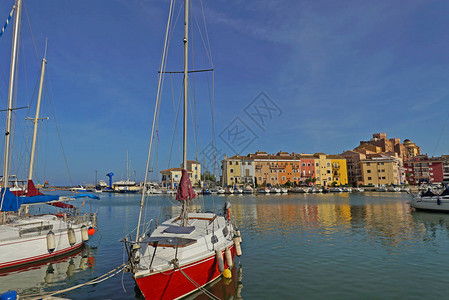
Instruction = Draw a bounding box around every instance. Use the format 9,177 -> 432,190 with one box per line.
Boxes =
381,169 -> 385,172
382,177 -> 386,179
248,162 -> 252,165
307,163 -> 311,166
367,163 -> 371,166
367,170 -> 371,173
229,162 -> 233,165
230,169 -> 234,173
175,175 -> 178,178
327,163 -> 330,167
316,163 -> 319,166
380,162 -> 384,165
302,163 -> 306,166
368,177 -> 372,180
236,162 -> 239,165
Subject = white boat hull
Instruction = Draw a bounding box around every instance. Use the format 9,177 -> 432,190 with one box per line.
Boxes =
410,196 -> 449,212
0,215 -> 90,269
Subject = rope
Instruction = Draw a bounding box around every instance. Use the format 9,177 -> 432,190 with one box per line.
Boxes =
172,260 -> 222,300
0,6 -> 15,38
21,263 -> 126,300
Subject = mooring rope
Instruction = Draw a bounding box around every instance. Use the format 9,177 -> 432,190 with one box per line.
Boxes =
172,260 -> 222,300
20,263 -> 126,300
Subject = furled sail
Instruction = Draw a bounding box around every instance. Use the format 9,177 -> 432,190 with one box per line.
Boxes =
176,169 -> 196,201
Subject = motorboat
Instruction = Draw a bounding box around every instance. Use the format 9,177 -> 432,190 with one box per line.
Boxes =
410,188 -> 449,212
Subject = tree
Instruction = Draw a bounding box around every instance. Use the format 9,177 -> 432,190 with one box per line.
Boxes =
201,172 -> 216,182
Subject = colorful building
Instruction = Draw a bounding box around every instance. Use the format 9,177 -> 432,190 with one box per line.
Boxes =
404,155 -> 444,185
221,155 -> 254,186
360,153 -> 402,186
160,168 -> 193,189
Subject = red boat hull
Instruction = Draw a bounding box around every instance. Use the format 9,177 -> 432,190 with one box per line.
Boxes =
135,245 -> 235,299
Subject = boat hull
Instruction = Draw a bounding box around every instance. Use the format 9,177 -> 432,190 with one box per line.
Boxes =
135,245 -> 235,299
410,197 -> 449,212
0,221 -> 86,270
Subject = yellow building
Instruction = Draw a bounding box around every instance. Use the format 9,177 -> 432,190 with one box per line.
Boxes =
221,155 -> 249,186
313,153 -> 348,186
185,160 -> 201,186
329,155 -> 348,186
360,154 -> 401,186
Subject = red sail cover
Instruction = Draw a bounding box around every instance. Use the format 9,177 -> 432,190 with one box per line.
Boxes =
26,180 -> 44,196
176,169 -> 196,201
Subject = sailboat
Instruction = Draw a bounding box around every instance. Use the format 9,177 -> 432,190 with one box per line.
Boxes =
122,1 -> 242,298
0,0 -> 97,270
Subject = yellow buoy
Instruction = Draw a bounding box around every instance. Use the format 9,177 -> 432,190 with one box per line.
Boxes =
222,268 -> 232,279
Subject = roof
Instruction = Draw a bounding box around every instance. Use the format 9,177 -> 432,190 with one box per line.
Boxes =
160,168 -> 193,173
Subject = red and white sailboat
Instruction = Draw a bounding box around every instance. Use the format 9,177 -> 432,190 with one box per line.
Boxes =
123,1 -> 242,298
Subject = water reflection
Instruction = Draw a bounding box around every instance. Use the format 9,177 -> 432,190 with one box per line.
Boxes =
229,193 -> 426,251
412,211 -> 449,241
0,245 -> 96,296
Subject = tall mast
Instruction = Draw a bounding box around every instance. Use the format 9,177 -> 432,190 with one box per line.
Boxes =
28,43 -> 47,181
182,0 -> 189,171
2,0 -> 22,188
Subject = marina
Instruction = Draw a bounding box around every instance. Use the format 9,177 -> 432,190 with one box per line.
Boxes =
2,192 -> 449,299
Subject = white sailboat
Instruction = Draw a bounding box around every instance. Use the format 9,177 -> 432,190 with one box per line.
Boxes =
410,188 -> 449,212
0,0 -> 97,270
122,1 -> 241,299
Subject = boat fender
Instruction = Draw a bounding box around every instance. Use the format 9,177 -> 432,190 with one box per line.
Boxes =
223,201 -> 231,221
216,250 -> 225,273
46,230 -> 56,253
87,227 -> 96,236
67,228 -> 76,246
236,230 -> 242,243
0,290 -> 18,300
81,225 -> 89,242
223,268 -> 232,279
437,198 -> 441,205
233,237 -> 242,256
225,247 -> 233,268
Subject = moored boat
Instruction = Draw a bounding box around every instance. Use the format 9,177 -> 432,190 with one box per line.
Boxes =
410,188 -> 449,212
122,1 -> 241,298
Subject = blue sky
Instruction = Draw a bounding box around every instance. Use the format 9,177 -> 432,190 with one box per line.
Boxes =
0,0 -> 448,185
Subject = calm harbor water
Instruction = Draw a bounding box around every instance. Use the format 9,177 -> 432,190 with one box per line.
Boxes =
2,192 -> 449,299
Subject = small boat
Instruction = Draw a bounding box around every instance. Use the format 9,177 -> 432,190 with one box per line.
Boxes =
217,187 -> 226,194
330,187 -> 343,192
353,187 -> 365,192
270,187 -> 281,193
224,187 -> 234,194
410,188 -> 449,212
342,187 -> 352,192
281,188 -> 289,193
376,186 -> 388,192
388,186 -> 401,192
257,187 -> 270,194
233,187 -> 243,194
242,186 -> 253,194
